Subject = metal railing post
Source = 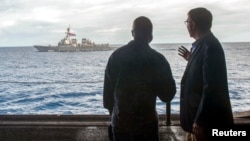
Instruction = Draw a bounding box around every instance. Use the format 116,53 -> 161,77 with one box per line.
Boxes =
166,102 -> 171,126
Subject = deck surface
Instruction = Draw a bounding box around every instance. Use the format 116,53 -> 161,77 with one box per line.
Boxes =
0,112 -> 249,141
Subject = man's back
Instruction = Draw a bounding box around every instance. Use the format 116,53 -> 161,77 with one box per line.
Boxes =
103,16 -> 176,141
104,40 -> 176,132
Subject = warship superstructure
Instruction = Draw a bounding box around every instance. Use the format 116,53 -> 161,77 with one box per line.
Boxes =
34,26 -> 112,52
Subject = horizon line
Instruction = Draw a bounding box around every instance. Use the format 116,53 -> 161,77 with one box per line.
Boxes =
1,41 -> 250,48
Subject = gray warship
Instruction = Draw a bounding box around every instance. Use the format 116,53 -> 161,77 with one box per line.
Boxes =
34,26 -> 112,52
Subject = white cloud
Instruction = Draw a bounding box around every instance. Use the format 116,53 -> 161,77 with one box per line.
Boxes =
96,27 -> 122,33
1,20 -> 16,27
30,7 -> 62,23
0,0 -> 250,46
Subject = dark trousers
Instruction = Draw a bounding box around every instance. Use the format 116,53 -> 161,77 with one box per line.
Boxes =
110,125 -> 159,141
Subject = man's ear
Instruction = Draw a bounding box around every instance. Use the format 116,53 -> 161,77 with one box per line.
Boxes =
131,30 -> 135,38
148,34 -> 153,43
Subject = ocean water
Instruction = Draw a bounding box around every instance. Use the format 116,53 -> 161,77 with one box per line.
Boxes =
0,42 -> 249,115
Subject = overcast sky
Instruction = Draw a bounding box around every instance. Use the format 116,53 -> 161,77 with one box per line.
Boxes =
0,0 -> 250,46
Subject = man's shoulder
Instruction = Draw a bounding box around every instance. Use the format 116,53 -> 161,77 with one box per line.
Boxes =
149,47 -> 164,56
202,33 -> 221,46
111,41 -> 166,59
148,47 -> 167,60
111,44 -> 130,56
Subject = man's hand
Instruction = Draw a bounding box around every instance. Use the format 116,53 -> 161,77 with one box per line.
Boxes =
178,46 -> 190,61
192,123 -> 207,140
192,123 -> 203,135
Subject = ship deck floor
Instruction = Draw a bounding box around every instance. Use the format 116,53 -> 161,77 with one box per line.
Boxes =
0,111 -> 250,141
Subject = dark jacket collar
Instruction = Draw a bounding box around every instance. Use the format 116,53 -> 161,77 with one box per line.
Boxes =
128,40 -> 150,49
192,31 -> 213,47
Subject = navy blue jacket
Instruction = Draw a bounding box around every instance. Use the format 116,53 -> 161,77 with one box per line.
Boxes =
180,33 -> 234,134
103,40 -> 176,133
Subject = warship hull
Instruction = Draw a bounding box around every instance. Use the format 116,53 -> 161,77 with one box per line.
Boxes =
34,45 -> 112,52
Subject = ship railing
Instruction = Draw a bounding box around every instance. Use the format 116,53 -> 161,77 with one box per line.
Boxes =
166,102 -> 171,126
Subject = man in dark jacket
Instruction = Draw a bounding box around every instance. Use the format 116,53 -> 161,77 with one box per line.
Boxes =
178,7 -> 234,141
103,16 -> 176,141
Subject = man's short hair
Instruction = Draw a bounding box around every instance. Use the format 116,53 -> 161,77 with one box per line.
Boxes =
188,7 -> 213,32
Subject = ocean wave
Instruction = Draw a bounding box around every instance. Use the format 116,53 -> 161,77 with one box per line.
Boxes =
0,44 -> 249,114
